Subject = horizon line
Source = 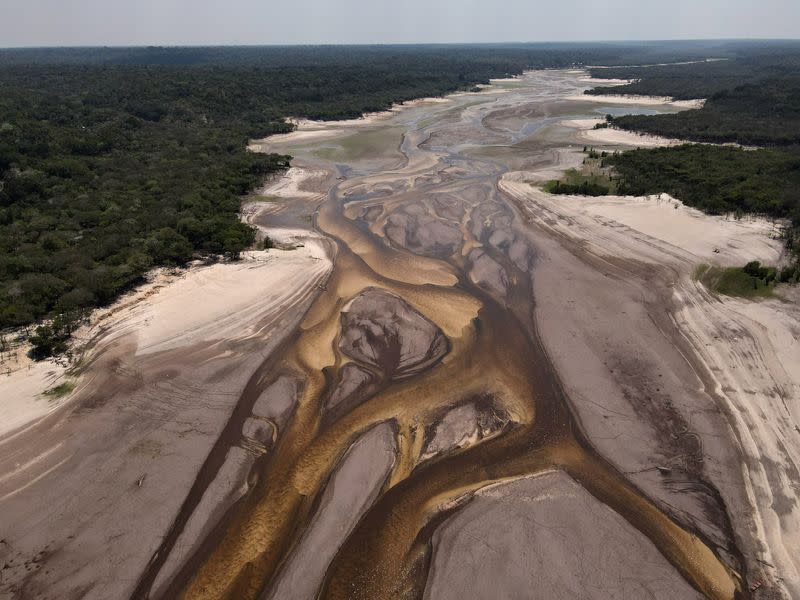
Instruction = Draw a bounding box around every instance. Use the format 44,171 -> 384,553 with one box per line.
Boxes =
2,37 -> 800,51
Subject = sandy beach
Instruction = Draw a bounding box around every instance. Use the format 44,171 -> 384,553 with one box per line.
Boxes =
560,116 -> 687,146
566,92 -> 706,109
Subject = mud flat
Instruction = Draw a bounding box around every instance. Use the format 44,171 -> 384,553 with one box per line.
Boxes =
1,69 -> 795,600
501,148 -> 796,596
424,471 -> 703,599
178,71 -> 744,600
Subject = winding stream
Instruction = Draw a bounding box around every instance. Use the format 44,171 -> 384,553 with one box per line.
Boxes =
140,70 -> 744,600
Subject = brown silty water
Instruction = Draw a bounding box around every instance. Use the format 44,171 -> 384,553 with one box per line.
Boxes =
137,71 -> 745,600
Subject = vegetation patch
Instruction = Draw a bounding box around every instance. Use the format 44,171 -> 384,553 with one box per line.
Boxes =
43,380 -> 76,399
244,193 -> 279,203
27,312 -> 85,360
545,150 -> 617,196
698,261 -> 778,298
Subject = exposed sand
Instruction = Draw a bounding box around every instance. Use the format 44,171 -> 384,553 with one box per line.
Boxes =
151,445 -> 255,598
251,96 -> 456,151
511,177 -> 784,266
0,240 -> 329,435
566,93 -> 705,109
676,286 -> 800,596
501,163 -> 798,596
0,352 -> 68,439
425,471 -> 703,599
264,423 -> 396,600
249,127 -> 343,149
251,73 -> 538,154
589,195 -> 784,264
74,248 -> 327,360
578,76 -> 634,85
488,76 -> 524,84
587,59 -> 727,70
256,166 -> 328,199
561,117 -> 686,147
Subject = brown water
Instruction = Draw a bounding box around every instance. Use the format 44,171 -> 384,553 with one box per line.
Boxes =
141,71 -> 743,600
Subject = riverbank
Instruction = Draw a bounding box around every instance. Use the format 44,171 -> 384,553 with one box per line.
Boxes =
0,164 -> 334,599
561,117 -> 686,147
174,71 -> 764,599
566,92 -> 705,109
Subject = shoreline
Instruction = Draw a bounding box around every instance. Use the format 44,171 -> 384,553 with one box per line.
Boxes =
560,116 -> 688,147
253,73 -> 530,149
0,165 -> 333,439
565,92 -> 705,109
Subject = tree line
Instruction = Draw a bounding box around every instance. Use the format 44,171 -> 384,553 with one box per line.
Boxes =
585,44 -> 800,283
4,42 -> 800,347
3,44 -> 705,335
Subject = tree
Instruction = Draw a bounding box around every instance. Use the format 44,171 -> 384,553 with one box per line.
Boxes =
144,228 -> 194,265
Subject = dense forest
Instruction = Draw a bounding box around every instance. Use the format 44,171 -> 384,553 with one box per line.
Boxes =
586,42 -> 800,96
0,66 -> 296,331
3,42 -> 800,339
0,41 -> 749,68
606,77 -> 800,146
583,42 -> 800,283
607,145 -> 800,224
4,42 -> 771,335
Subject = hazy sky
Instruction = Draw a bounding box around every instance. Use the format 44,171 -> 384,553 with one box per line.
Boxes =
2,0 -> 799,47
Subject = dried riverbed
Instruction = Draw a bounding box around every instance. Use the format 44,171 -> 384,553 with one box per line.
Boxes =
157,72 -> 745,599
2,70 -> 796,600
